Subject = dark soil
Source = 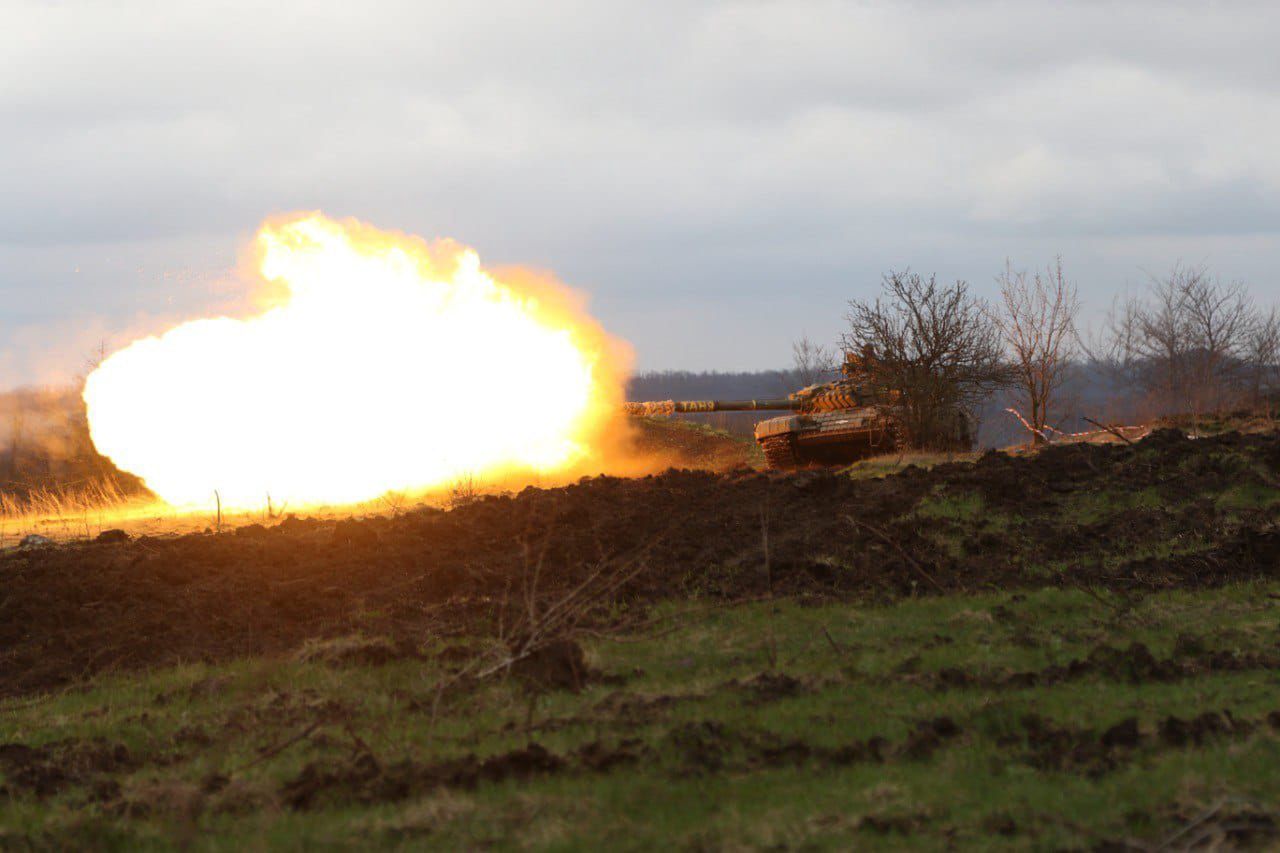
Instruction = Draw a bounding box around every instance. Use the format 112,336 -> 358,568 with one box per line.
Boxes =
627,418 -> 761,471
279,744 -> 568,811
2,428 -> 1279,696
924,640 -> 1280,690
276,713 -> 963,810
270,702 -> 1280,812
0,738 -> 136,798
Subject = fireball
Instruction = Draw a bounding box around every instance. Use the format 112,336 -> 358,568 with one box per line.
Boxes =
83,214 -> 625,509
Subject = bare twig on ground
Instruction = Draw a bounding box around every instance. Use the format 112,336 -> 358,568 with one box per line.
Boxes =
821,625 -> 845,656
1068,578 -> 1134,617
1152,795 -> 1280,852
476,545 -> 654,682
1154,798 -> 1228,852
846,516 -> 947,593
343,721 -> 381,771
421,528 -> 661,731
763,622 -> 778,671
1083,416 -> 1136,445
233,720 -> 323,774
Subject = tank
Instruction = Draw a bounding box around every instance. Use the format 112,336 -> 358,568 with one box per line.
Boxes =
625,353 -> 943,470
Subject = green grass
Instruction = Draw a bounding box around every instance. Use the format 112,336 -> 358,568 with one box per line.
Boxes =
844,451 -> 975,480
1058,485 -> 1170,525
1216,481 -> 1280,512
915,488 -> 988,523
4,585 -> 1280,850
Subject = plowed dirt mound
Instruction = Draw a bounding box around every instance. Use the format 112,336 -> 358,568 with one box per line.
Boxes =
626,417 -> 761,471
2,428 -> 1278,696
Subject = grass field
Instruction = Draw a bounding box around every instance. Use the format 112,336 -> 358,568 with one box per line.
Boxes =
3,583 -> 1279,850
3,424 -> 1280,850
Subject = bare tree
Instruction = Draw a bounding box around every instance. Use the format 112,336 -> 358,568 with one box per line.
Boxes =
994,257 -> 1080,443
1132,270 -> 1191,408
1094,264 -> 1256,419
1247,308 -> 1280,419
843,271 -> 1009,450
1181,272 -> 1253,415
1089,278 -> 1190,420
1086,293 -> 1144,414
791,336 -> 836,386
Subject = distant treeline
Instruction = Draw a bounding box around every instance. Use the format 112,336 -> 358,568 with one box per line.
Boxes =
625,369 -> 834,402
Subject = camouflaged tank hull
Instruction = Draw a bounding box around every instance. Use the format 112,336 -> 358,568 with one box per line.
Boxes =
753,406 -> 897,470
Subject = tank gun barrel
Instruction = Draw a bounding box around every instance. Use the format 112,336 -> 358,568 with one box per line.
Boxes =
623,399 -> 799,417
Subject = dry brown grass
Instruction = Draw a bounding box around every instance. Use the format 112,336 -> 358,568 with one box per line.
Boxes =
0,477 -> 134,519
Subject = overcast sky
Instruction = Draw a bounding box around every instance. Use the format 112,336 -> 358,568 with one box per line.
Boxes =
3,0 -> 1279,385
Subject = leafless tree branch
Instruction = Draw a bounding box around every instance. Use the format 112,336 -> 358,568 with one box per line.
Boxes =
842,270 -> 1009,449
994,256 -> 1081,443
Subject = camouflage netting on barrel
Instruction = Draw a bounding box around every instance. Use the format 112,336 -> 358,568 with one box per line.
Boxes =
623,400 -> 677,416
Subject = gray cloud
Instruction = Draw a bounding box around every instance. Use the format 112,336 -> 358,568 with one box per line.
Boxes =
2,0 -> 1279,381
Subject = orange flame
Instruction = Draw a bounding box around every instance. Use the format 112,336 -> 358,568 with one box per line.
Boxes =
83,213 -> 628,509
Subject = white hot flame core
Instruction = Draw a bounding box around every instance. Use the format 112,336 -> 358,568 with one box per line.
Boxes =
84,214 -> 618,508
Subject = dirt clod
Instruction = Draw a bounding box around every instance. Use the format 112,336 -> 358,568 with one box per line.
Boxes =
731,672 -> 808,703
1159,711 -> 1241,747
1100,718 -> 1141,749
900,717 -> 962,760
511,640 -> 590,692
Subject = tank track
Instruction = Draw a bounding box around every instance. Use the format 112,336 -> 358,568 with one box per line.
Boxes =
760,434 -> 801,470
